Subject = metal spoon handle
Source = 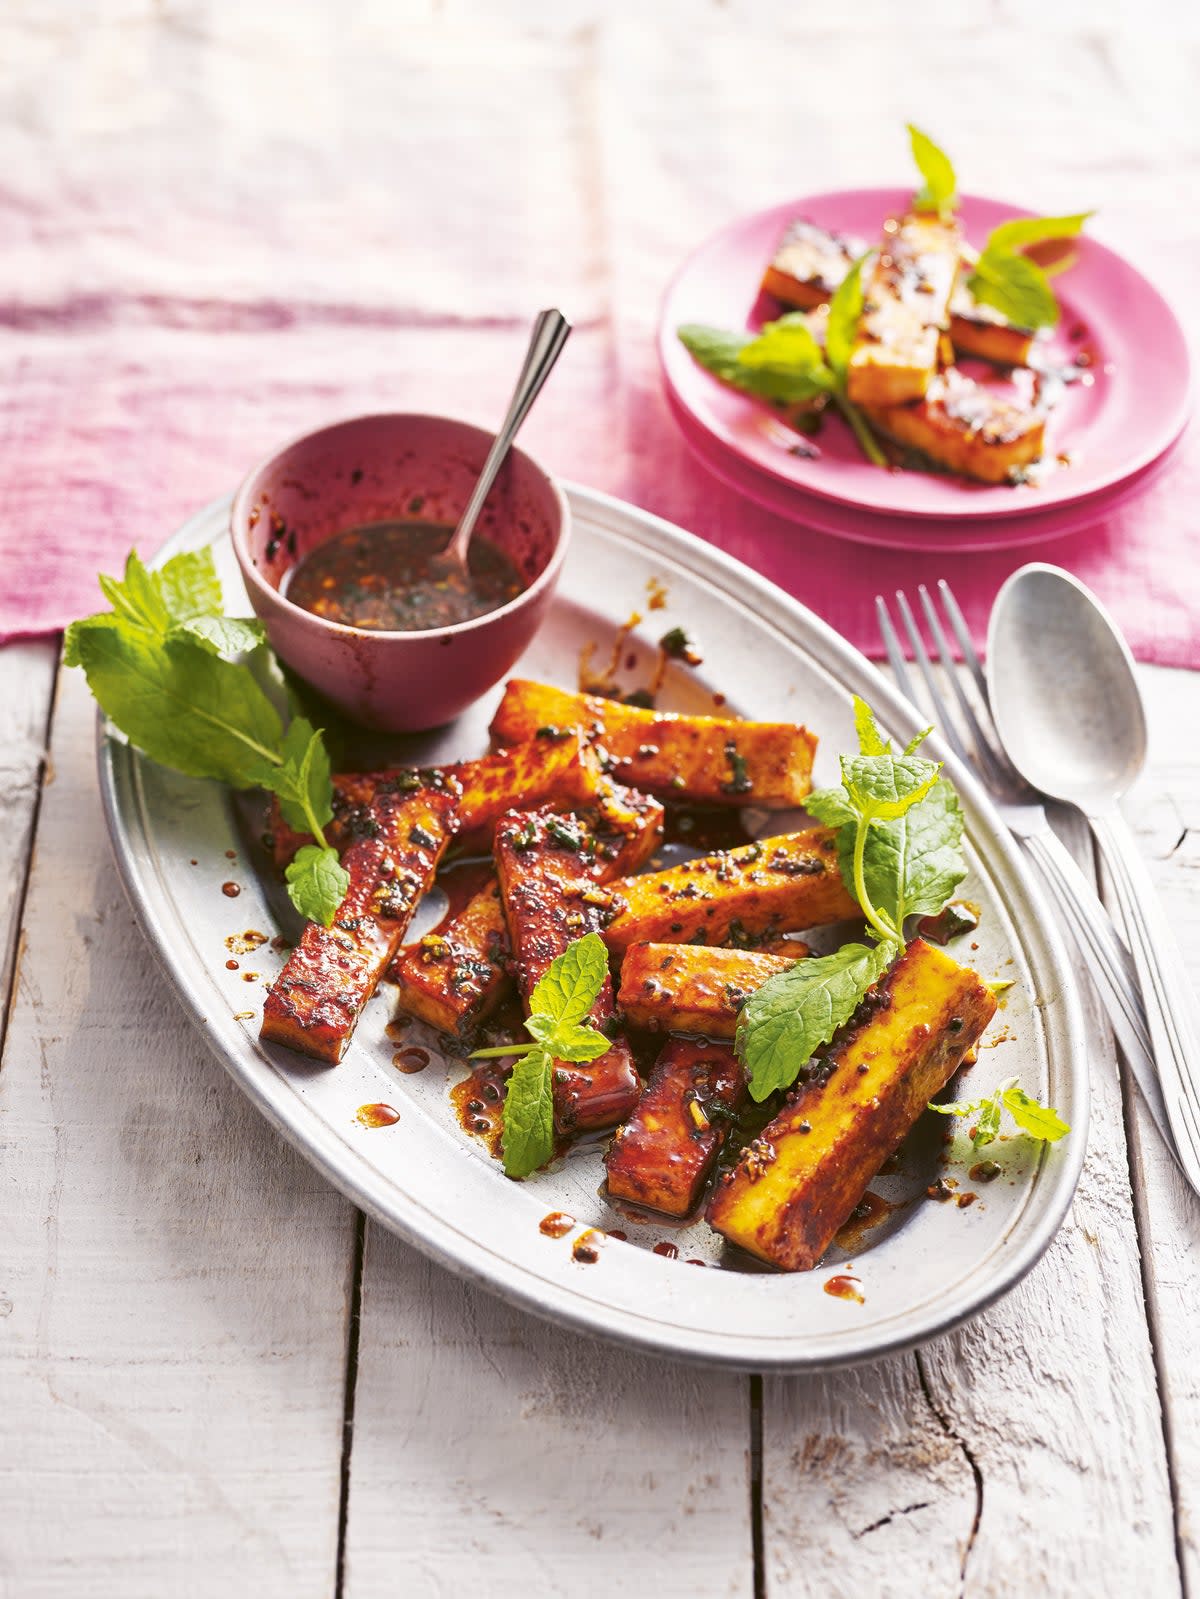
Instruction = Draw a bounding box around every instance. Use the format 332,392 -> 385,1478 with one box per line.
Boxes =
1091,808 -> 1200,1189
1021,826 -> 1179,1161
443,309 -> 572,565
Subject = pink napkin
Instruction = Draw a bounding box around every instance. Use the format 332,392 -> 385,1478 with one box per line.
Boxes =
2,10 -> 1196,666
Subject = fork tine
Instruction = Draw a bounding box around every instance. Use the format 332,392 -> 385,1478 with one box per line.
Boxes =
892,590 -> 972,766
937,580 -> 990,705
917,585 -> 1011,791
875,595 -> 918,704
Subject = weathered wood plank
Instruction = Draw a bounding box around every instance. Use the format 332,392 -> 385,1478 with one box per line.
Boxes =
0,639 -> 57,1028
1112,666 -> 1200,1590
760,814 -> 1179,1598
342,1225 -> 753,1597
0,669 -> 358,1599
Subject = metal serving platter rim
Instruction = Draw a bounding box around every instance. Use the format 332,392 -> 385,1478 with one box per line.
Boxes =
97,482 -> 1088,1371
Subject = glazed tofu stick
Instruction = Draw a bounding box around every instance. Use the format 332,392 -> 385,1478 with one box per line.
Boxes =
606,1037 -> 746,1219
261,787 -> 457,1063
846,213 -> 962,408
707,940 -> 996,1271
618,943 -> 803,1037
490,680 -> 817,809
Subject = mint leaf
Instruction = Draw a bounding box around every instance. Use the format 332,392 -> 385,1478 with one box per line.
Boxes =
169,614 -> 265,660
740,312 -> 827,374
157,549 -> 224,623
865,779 -> 966,930
825,254 -> 868,382
550,1023 -> 613,1064
501,1046 -> 556,1179
736,940 -> 897,1101
284,843 -> 350,928
968,249 -> 1058,329
677,323 -> 833,405
985,212 -> 1093,255
805,785 -> 856,829
928,1077 -> 1069,1148
908,124 -> 958,219
528,931 -> 609,1036
72,625 -> 283,786
98,551 -> 171,637
853,694 -> 891,756
265,717 -> 334,838
1002,1083 -> 1070,1142
841,753 -> 942,820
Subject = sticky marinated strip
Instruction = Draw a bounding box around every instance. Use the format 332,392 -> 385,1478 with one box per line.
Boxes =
618,943 -> 802,1037
948,272 -> 1036,367
845,213 -> 962,408
489,680 -> 817,809
494,806 -> 663,1133
605,1038 -> 746,1218
863,368 -> 1045,485
391,789 -> 663,1043
603,829 -> 858,957
268,730 -> 602,868
261,788 -> 457,1063
706,940 -> 996,1271
760,217 -> 867,309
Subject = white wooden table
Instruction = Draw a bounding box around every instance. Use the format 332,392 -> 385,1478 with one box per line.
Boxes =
3,4 -> 1199,1594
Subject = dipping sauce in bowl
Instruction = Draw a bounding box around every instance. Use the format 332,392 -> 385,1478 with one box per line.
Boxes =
286,521 -> 524,632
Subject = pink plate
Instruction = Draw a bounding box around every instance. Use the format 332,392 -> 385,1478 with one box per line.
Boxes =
668,386 -> 1186,553
659,189 -> 1191,523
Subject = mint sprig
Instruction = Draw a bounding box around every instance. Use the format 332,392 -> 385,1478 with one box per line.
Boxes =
908,124 -> 958,220
737,697 -> 967,1100
470,933 -> 611,1178
677,254 -> 886,467
928,1076 -> 1070,1148
66,549 -> 349,928
967,212 -> 1093,330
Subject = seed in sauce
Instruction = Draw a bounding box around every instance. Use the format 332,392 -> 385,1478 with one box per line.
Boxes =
572,1229 -> 604,1265
653,1240 -> 680,1259
221,881 -> 241,898
539,1211 -> 575,1239
357,1102 -> 400,1129
970,1160 -> 1002,1183
393,1046 -> 430,1074
286,521 -> 524,632
824,1273 -> 865,1304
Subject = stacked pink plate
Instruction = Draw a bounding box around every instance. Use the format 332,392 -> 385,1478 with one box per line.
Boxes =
658,191 -> 1190,553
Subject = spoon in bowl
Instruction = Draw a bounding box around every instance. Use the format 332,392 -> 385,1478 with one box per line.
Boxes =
436,308 -> 572,575
988,562 -> 1200,1192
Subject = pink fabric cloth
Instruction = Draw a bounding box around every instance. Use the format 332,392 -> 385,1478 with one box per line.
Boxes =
2,8 -> 1196,664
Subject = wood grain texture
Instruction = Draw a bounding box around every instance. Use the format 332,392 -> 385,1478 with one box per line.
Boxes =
342,1225 -> 753,1598
1113,667 -> 1200,1589
0,640 -> 56,1029
0,671 -> 359,1599
760,819 -> 1180,1599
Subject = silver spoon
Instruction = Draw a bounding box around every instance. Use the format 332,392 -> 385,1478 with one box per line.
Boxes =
438,308 -> 571,573
988,562 -> 1200,1193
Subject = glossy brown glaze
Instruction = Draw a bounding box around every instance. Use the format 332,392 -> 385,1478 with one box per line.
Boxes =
606,1038 -> 746,1218
824,1273 -> 865,1304
707,940 -> 997,1272
357,1102 -> 400,1128
260,787 -> 456,1063
617,943 -> 802,1038
489,679 -> 817,809
539,1211 -> 575,1239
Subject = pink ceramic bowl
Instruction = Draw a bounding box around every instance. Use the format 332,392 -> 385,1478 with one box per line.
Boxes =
231,413 -> 570,732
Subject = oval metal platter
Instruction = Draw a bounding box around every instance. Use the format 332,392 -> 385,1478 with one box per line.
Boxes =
98,485 -> 1087,1370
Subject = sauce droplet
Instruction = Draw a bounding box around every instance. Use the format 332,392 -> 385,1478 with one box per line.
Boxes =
539,1211 -> 575,1239
653,1240 -> 680,1259
824,1273 -> 864,1304
357,1102 -> 400,1129
225,959 -> 239,971
956,1191 -> 978,1208
393,1046 -> 430,1074
572,1229 -> 603,1265
969,1160 -> 1002,1183
607,1230 -> 628,1242
224,849 -> 237,861
221,881 -> 241,898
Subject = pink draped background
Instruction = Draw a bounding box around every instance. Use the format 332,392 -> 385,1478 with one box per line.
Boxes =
2,5 -> 1196,662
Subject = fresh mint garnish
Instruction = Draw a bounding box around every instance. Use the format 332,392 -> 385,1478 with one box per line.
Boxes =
736,696 -> 967,1100
67,549 -> 349,928
469,933 -> 612,1177
908,124 -> 958,220
928,1076 -> 1070,1147
968,212 -> 1093,330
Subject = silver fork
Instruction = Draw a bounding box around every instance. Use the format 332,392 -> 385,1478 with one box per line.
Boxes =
877,581 -> 1177,1163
